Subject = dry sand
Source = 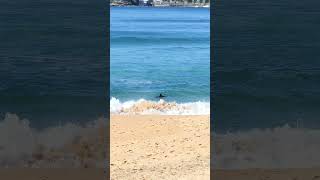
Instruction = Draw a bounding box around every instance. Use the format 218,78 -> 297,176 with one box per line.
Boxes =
110,115 -> 210,180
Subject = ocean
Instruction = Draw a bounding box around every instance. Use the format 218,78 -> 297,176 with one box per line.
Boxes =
212,0 -> 320,169
213,0 -> 320,131
0,0 -> 107,129
110,7 -> 210,114
0,0 -> 107,167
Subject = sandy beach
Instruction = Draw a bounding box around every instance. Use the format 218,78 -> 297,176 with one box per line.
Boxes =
213,169 -> 320,180
0,168 -> 104,180
110,115 -> 210,180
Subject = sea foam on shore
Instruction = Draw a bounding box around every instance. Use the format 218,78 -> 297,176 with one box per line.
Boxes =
0,113 -> 105,168
110,97 -> 210,115
213,125 -> 320,169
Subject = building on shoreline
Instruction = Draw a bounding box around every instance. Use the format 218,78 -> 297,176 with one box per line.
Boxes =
153,0 -> 210,7
111,0 -> 210,7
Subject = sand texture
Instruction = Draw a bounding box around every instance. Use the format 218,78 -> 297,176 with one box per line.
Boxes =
110,115 -> 210,180
213,169 -> 320,180
0,168 -> 104,180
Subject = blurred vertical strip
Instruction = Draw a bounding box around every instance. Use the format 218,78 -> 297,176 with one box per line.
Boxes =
106,0 -> 111,179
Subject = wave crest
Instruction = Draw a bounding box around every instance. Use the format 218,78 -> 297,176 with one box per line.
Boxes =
213,125 -> 320,169
0,113 -> 105,168
110,97 -> 210,115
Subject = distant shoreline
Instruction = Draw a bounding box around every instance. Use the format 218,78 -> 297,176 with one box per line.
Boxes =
110,5 -> 210,8
110,3 -> 210,8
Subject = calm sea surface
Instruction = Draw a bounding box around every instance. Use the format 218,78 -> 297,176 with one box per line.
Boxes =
0,0 -> 107,128
111,7 -> 210,103
213,0 -> 320,131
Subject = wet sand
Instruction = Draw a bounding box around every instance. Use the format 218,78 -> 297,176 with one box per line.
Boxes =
0,168 -> 104,180
110,115 -> 210,180
213,169 -> 320,180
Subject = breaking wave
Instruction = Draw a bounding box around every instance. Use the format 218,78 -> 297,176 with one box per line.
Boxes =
110,97 -> 210,115
213,125 -> 320,169
0,113 -> 105,168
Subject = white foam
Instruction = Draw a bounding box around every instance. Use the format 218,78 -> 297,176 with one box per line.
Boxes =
0,113 -> 35,166
110,97 -> 210,115
0,113 -> 104,167
213,125 -> 320,169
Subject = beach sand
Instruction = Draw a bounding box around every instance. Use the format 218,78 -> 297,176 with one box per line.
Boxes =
110,115 -> 210,180
0,168 -> 104,180
1,114 -> 320,180
213,169 -> 320,180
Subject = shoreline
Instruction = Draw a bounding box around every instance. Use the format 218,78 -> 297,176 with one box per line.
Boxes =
110,4 -> 210,8
110,97 -> 210,115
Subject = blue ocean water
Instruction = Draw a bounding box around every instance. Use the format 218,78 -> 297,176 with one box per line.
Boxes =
0,1 -> 107,167
213,0 -> 320,131
0,0 -> 107,128
111,7 -> 210,103
212,1 -> 320,170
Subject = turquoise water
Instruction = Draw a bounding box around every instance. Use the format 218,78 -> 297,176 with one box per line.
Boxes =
111,7 -> 210,103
